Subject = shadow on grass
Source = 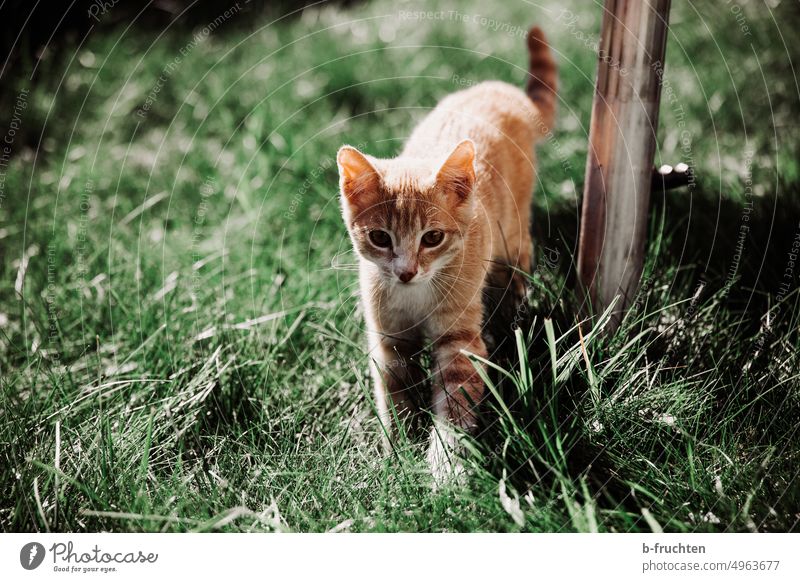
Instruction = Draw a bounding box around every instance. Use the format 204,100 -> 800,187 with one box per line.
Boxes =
475,183 -> 800,531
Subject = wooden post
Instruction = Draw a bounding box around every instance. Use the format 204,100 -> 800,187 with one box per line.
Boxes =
577,0 -> 671,328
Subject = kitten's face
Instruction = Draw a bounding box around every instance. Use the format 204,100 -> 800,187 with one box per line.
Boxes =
337,141 -> 476,286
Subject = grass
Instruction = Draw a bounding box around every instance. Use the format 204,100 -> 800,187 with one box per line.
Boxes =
1,0 -> 799,532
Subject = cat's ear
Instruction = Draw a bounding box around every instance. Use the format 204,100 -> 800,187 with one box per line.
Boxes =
436,139 -> 476,203
337,146 -> 380,203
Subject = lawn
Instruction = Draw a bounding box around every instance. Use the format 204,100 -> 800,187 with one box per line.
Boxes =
1,0 -> 799,532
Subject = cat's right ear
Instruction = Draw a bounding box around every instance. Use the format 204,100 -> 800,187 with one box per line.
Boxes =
337,146 -> 380,206
436,139 -> 476,204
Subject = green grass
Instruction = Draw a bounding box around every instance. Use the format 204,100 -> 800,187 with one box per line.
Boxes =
1,0 -> 799,532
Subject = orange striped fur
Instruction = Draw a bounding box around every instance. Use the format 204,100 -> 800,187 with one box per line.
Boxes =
337,27 -> 557,480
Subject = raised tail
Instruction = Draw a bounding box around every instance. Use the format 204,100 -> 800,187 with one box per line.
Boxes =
525,26 -> 558,133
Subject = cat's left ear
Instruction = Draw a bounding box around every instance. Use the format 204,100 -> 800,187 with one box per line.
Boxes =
436,139 -> 476,203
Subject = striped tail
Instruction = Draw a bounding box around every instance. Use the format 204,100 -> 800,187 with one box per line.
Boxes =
526,26 -> 558,133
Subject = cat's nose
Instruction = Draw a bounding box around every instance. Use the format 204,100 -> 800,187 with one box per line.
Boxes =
397,269 -> 417,283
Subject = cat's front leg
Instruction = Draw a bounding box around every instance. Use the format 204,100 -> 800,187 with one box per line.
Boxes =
367,331 -> 425,447
427,322 -> 487,482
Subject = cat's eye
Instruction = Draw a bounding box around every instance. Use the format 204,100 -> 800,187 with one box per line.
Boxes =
368,230 -> 392,248
421,230 -> 445,247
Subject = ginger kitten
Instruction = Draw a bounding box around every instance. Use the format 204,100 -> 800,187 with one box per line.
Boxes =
337,28 -> 557,480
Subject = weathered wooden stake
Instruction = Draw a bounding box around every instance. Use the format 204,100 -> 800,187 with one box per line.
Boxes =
577,0 -> 671,328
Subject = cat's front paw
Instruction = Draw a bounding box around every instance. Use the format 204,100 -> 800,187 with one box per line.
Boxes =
427,426 -> 467,489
